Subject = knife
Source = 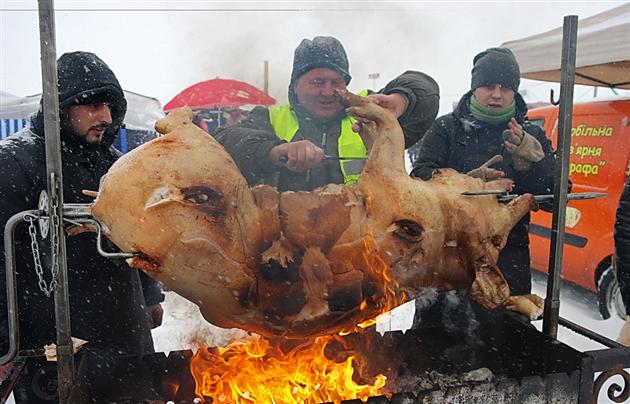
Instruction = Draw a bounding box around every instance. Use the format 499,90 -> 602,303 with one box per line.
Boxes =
461,190 -> 607,202
278,155 -> 367,163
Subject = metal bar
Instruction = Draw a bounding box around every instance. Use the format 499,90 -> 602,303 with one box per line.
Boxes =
0,211 -> 38,366
586,347 -> 630,371
37,0 -> 75,401
577,354 -> 594,404
543,15 -> 578,338
559,316 -> 624,348
0,356 -> 27,402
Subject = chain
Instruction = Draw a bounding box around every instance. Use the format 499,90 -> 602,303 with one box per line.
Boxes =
28,181 -> 61,298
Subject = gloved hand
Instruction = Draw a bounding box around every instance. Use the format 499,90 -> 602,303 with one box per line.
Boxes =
504,118 -> 545,171
466,154 -> 505,182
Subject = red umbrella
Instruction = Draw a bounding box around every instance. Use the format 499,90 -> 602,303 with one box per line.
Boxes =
164,78 -> 276,111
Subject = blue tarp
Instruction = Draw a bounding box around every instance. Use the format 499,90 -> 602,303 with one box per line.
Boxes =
0,90 -> 164,151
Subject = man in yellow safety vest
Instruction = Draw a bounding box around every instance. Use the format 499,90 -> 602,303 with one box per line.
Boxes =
215,35 -> 440,192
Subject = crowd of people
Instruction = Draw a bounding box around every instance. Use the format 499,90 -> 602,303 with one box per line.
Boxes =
0,35 -> 627,402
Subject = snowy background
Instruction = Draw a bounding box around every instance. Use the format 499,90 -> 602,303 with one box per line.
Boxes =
2,1 -> 629,115
3,1 -> 630,402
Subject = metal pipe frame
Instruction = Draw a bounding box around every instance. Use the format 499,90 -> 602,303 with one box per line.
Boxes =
542,15 -> 578,338
37,0 -> 75,400
0,211 -> 39,366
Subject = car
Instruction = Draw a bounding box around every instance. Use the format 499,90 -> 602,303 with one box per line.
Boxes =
528,96 -> 630,319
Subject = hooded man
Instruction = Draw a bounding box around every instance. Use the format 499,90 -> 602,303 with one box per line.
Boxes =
215,35 -> 440,192
0,51 -> 163,402
411,47 -> 557,296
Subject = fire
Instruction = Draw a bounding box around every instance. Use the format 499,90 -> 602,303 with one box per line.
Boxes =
190,336 -> 386,403
341,234 -> 408,334
189,233 -> 405,403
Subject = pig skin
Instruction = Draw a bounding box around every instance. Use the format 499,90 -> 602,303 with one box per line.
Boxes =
91,92 -> 541,338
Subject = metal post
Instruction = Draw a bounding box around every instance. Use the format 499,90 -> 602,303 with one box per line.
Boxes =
37,0 -> 75,401
543,15 -> 578,338
263,60 -> 269,94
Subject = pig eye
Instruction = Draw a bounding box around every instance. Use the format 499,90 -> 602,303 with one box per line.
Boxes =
186,193 -> 209,204
182,186 -> 222,205
393,219 -> 423,242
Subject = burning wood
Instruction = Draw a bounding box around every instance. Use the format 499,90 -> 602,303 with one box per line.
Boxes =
91,90 -> 543,339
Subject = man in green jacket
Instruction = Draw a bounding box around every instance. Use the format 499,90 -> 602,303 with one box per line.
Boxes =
215,35 -> 440,192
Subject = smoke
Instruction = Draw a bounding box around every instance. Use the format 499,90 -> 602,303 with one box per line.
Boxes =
169,3 -> 444,105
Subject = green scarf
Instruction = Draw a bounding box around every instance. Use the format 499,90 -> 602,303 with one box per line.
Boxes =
469,95 -> 515,125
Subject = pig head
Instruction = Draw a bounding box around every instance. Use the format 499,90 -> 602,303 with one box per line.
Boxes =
91,92 -> 537,338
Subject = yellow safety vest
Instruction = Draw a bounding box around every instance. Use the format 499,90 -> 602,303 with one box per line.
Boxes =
268,90 -> 368,185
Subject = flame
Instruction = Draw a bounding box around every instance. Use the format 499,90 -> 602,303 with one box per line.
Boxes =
189,232 -> 405,402
190,336 -> 386,403
341,233 -> 408,334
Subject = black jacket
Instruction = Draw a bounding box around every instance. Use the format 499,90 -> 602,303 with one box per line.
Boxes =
410,91 -> 557,295
615,176 -> 630,315
215,70 -> 440,192
0,52 -> 162,355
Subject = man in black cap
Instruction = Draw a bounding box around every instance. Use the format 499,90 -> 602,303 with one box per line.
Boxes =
0,51 -> 163,402
411,47 -> 557,298
215,35 -> 440,192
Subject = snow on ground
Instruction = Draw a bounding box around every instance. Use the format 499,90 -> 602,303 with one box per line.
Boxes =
151,291 -> 252,353
529,270 -> 625,351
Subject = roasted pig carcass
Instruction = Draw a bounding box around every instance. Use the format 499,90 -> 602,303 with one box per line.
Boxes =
91,91 -> 543,338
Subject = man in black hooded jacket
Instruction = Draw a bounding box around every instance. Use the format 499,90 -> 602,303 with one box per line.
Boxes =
0,51 -> 163,402
411,47 -> 557,297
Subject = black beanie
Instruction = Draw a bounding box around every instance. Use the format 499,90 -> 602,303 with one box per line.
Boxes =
470,47 -> 520,92
290,36 -> 351,86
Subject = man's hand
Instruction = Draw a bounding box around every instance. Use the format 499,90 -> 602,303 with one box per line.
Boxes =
268,140 -> 325,172
146,304 -> 164,329
504,118 -> 545,171
485,178 -> 514,193
466,155 -> 506,182
365,93 -> 408,117
352,93 -> 408,132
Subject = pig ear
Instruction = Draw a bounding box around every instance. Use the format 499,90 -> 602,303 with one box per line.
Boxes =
468,262 -> 510,310
144,185 -> 183,209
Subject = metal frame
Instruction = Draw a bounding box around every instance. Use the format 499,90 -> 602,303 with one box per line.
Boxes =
36,0 -> 75,401
543,15 -> 578,338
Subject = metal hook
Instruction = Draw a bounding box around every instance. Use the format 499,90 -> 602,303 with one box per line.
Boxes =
550,89 -> 560,106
